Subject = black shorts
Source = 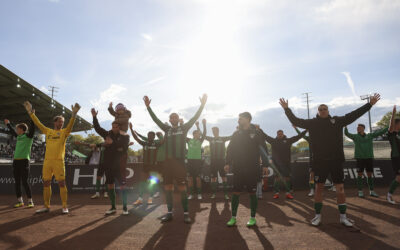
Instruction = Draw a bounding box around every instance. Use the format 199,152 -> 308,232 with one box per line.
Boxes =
232,166 -> 259,193
210,159 -> 226,178
163,159 -> 187,185
356,158 -> 374,173
142,163 -> 158,180
187,159 -> 202,177
105,165 -> 125,185
313,160 -> 344,184
273,160 -> 291,178
96,164 -> 106,177
391,157 -> 400,176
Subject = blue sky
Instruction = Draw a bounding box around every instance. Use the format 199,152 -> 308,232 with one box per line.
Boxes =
1,0 -> 400,148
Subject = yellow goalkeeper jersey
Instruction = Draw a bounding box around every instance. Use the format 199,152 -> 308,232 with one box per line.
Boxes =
30,113 -> 76,161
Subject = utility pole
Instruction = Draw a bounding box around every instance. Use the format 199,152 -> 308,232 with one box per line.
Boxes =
48,86 -> 59,99
360,94 -> 372,132
302,92 -> 312,119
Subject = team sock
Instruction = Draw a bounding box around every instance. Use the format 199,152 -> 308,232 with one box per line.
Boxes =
166,190 -> 173,212
367,177 -> 374,191
60,186 -> 68,208
309,181 -> 315,189
95,178 -> 101,192
250,194 -> 258,217
231,194 -> 240,217
122,188 -> 128,209
285,180 -> 292,192
223,182 -> 228,195
389,180 -> 399,194
338,203 -> 347,214
109,188 -> 116,209
139,181 -> 145,198
43,186 -> 51,208
273,179 -> 280,193
356,175 -> 363,191
314,202 -> 322,214
211,182 -> 217,194
197,186 -> 202,195
181,190 -> 188,212
189,186 -> 194,195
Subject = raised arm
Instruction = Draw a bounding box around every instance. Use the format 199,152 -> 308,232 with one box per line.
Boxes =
183,94 -> 207,131
91,108 -> 108,138
64,103 -> 80,136
259,129 -> 275,144
279,98 -> 312,129
344,126 -> 356,140
143,96 -> 170,132
4,119 -> 17,137
129,123 -> 145,146
108,102 -> 117,117
293,125 -> 309,141
371,126 -> 389,138
24,101 -> 49,134
200,119 -> 207,142
339,93 -> 380,126
389,105 -> 397,132
288,130 -> 307,144
27,119 -> 35,138
135,130 -> 148,142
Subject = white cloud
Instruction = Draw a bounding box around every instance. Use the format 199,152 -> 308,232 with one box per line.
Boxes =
341,72 -> 357,97
90,84 -> 127,110
141,33 -> 153,42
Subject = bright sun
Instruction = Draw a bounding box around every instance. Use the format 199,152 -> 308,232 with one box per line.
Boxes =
178,2 -> 247,107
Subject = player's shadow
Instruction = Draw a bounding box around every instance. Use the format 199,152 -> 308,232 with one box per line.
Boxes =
0,204 -> 84,249
27,203 -> 161,250
203,199 -> 250,250
142,194 -> 207,250
292,198 -> 397,249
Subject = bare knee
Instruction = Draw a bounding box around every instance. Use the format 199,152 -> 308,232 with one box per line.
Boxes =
43,180 -> 51,187
177,185 -> 186,192
164,184 -> 174,191
335,184 -> 345,194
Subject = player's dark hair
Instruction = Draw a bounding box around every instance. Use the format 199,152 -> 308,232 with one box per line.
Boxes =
212,127 -> 219,131
112,121 -> 120,126
148,131 -> 155,137
358,124 -> 365,129
277,129 -> 283,133
239,112 -> 252,121
16,123 -> 28,132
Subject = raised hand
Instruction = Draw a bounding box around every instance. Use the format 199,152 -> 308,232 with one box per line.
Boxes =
4,119 -> 9,125
199,94 -> 208,105
129,122 -> 133,131
279,98 -> 288,109
202,118 -> 206,124
91,108 -> 98,117
71,103 -> 81,114
369,93 -> 380,106
195,121 -> 200,127
24,101 -> 32,113
143,96 -> 151,107
109,102 -> 113,108
129,142 -> 134,146
254,124 -> 260,130
179,119 -> 184,126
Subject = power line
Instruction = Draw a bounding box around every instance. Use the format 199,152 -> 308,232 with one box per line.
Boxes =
48,85 -> 59,99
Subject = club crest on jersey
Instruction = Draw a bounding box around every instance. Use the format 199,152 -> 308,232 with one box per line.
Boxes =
250,133 -> 255,139
283,140 -> 287,143
330,119 -> 336,124
57,132 -> 60,136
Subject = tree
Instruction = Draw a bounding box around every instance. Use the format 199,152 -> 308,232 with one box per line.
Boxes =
377,111 -> 400,128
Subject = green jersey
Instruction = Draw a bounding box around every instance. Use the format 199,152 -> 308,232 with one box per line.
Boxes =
147,103 -> 205,160
187,138 -> 204,159
136,132 -> 165,162
388,131 -> 400,158
7,120 -> 35,160
345,127 -> 388,159
205,136 -> 231,160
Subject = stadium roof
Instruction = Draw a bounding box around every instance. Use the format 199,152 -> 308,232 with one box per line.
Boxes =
0,64 -> 92,132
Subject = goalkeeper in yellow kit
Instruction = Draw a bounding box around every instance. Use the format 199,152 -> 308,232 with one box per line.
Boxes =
24,101 -> 81,214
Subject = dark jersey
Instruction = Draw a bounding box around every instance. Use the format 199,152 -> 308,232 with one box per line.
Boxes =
93,116 -> 130,168
226,125 -> 265,175
147,103 -> 205,160
205,136 -> 231,160
388,131 -> 400,158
